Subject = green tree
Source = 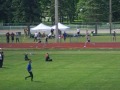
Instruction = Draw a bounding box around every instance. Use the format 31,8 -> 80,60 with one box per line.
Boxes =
50,0 -> 55,24
40,0 -> 51,18
65,0 -> 78,23
12,0 -> 41,23
112,0 -> 120,21
49,0 -> 79,24
0,0 -> 12,23
77,0 -> 109,22
1,0 -> 120,23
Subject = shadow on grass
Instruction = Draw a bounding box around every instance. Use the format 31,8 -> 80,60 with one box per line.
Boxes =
33,80 -> 45,83
0,67 -> 10,69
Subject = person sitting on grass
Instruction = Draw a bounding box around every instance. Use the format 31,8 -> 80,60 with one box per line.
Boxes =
24,53 -> 30,61
45,53 -> 52,61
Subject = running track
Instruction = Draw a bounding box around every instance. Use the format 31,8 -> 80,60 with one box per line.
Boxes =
0,42 -> 120,49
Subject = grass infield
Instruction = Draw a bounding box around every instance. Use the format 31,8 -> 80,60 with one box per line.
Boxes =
0,49 -> 120,90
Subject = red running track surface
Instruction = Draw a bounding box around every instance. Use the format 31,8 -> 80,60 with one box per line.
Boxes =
0,42 -> 120,49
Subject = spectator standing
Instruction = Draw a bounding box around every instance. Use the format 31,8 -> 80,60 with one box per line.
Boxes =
34,32 -> 38,42
112,30 -> 116,42
0,48 -> 4,68
6,32 -> 10,43
11,32 -> 15,43
77,28 -> 80,36
42,32 -> 45,37
24,28 -> 28,37
37,32 -> 41,43
16,32 -> 19,43
63,32 -> 67,41
58,29 -> 62,36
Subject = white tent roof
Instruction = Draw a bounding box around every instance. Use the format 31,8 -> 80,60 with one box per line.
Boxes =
52,23 -> 70,30
30,23 -> 51,31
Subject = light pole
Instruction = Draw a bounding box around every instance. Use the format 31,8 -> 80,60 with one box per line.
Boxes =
55,0 -> 59,42
109,0 -> 112,34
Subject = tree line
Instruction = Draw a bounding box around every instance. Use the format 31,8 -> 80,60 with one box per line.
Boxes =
0,0 -> 120,24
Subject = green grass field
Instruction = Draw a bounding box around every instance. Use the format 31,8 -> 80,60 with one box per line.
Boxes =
0,49 -> 120,90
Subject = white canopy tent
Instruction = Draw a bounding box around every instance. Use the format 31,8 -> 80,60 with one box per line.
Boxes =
30,23 -> 52,32
52,22 -> 70,31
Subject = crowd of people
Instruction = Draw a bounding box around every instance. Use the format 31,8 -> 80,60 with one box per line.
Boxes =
5,32 -> 20,43
32,28 -> 70,43
4,28 -> 117,46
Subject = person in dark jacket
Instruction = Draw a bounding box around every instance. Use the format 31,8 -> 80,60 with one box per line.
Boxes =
45,53 -> 52,61
0,48 -> 4,68
112,30 -> 116,42
24,53 -> 30,61
25,60 -> 33,81
63,32 -> 67,41
11,32 -> 15,43
6,32 -> 10,43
